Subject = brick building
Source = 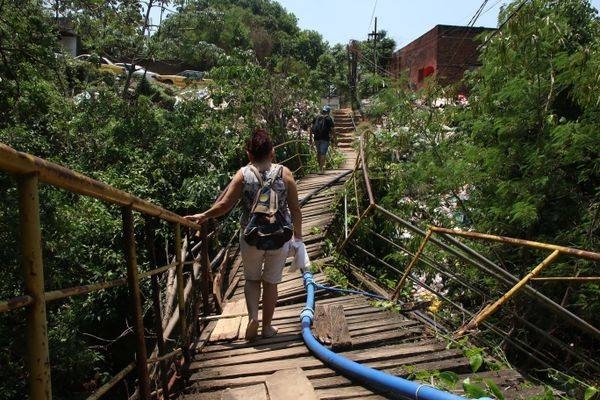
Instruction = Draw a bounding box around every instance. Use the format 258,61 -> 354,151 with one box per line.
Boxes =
391,25 -> 496,92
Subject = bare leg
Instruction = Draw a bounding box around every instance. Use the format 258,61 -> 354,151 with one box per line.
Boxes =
244,279 -> 261,340
317,154 -> 325,173
261,280 -> 279,338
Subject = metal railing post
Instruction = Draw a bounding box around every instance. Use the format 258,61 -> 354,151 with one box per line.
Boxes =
457,249 -> 562,336
18,173 -> 51,400
344,192 -> 348,239
391,229 -> 433,301
122,206 -> 151,398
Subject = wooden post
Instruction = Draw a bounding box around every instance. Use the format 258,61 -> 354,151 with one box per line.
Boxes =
145,218 -> 169,398
18,174 -> 51,400
200,224 -> 212,315
174,223 -> 188,360
122,206 -> 151,399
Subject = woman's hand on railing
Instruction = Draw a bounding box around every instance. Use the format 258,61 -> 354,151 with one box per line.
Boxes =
184,213 -> 207,225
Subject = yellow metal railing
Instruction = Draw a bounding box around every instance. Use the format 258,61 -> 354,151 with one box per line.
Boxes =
0,143 -> 207,399
394,226 -> 600,337
335,123 -> 600,377
0,135 -> 310,400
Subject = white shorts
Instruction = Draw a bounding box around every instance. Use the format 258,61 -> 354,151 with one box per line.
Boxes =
240,235 -> 291,284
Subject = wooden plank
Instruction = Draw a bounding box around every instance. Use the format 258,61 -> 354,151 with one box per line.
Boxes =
328,304 -> 352,350
209,299 -> 246,342
188,348 -> 465,392
265,367 -> 318,400
315,386 -> 380,399
221,383 -> 267,400
313,304 -> 352,350
314,305 -> 331,345
191,342 -> 449,378
222,300 -> 247,341
238,313 -> 249,340
212,272 -> 223,311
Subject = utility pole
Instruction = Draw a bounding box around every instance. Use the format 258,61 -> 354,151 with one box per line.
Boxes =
347,40 -> 359,109
367,17 -> 381,74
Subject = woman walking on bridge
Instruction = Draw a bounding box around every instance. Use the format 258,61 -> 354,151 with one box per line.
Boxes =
184,129 -> 303,340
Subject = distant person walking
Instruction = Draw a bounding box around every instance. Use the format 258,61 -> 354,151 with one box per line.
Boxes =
184,129 -> 302,341
310,105 -> 335,174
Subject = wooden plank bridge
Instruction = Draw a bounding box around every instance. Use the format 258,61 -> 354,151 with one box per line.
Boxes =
177,110 -> 549,400
2,105 -> 596,400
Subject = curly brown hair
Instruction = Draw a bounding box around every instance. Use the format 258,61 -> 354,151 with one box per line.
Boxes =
246,129 -> 273,162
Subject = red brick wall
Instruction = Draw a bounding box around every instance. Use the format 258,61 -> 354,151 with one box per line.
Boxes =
392,25 -> 495,92
395,26 -> 439,88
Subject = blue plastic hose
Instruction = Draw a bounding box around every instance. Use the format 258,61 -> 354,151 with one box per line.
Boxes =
300,271 -> 490,400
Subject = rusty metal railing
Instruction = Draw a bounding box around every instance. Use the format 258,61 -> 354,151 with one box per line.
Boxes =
393,226 -> 600,337
335,124 -> 600,378
0,143 -> 208,399
0,134 -> 310,400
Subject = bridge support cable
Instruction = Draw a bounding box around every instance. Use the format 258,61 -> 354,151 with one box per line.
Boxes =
352,130 -> 600,339
346,240 -> 570,371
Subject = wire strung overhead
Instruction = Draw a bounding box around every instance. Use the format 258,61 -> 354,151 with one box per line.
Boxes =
368,0 -> 378,36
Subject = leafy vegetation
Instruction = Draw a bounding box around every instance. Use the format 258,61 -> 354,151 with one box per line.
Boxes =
332,0 -> 600,395
0,0 -> 344,397
3,0 -> 600,398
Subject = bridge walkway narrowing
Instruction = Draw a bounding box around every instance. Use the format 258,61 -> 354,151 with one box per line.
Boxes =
178,110 -> 546,400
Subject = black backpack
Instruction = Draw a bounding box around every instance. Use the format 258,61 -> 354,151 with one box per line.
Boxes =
312,115 -> 327,137
242,164 -> 293,250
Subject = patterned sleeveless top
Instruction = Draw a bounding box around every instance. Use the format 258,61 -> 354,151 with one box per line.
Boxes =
240,163 -> 291,228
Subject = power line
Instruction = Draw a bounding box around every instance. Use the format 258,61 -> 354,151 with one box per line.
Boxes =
478,0 -> 529,49
445,0 -> 492,68
484,0 -> 505,22
368,0 -> 378,35
468,0 -> 489,27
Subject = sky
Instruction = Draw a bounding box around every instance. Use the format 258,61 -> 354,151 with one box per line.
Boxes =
273,0 -> 600,50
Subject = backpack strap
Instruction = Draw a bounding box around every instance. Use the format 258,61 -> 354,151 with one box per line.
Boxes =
247,164 -> 283,215
272,164 -> 284,182
247,164 -> 282,188
247,164 -> 264,186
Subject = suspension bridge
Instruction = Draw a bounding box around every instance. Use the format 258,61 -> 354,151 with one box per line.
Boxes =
1,109 -> 598,399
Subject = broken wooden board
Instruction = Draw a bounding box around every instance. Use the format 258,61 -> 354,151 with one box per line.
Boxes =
221,383 -> 267,400
265,367 -> 318,400
209,298 -> 247,342
313,303 -> 352,351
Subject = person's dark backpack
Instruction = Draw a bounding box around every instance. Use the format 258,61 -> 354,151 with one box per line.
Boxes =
311,115 -> 327,138
243,165 -> 293,250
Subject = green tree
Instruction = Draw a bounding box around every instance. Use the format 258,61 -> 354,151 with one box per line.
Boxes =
153,0 -> 311,69
356,0 -> 600,385
51,0 -> 150,61
463,0 -> 600,248
357,30 -> 396,75
289,30 -> 327,69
